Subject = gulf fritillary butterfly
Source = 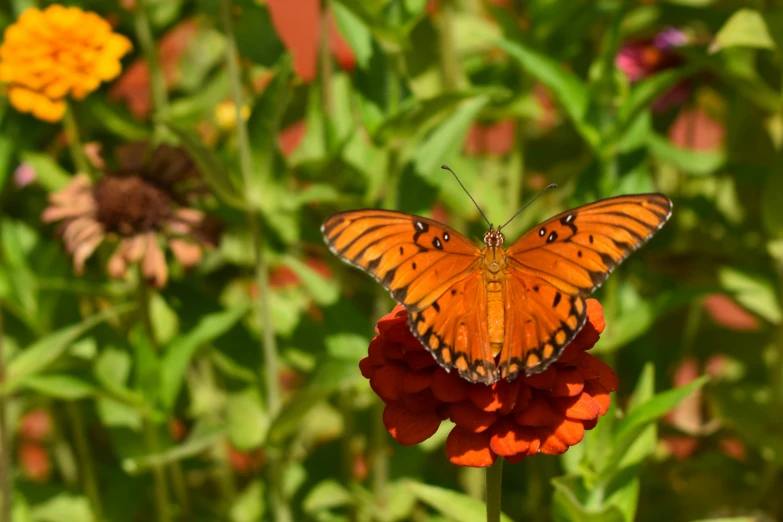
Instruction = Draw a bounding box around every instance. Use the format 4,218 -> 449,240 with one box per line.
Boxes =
322,181 -> 671,385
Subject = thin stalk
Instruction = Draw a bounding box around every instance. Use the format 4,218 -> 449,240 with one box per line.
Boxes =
169,462 -> 190,518
63,104 -> 91,177
220,2 -> 289,521
66,402 -> 106,522
0,306 -> 11,522
437,0 -> 461,91
143,420 -> 171,522
485,459 -> 504,522
134,0 -> 169,124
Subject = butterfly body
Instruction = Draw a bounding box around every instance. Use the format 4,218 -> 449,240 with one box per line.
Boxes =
322,194 -> 672,384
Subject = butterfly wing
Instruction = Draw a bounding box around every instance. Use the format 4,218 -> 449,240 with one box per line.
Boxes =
322,210 -> 481,311
499,193 -> 672,380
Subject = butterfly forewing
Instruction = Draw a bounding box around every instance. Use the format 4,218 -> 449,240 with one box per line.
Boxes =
321,210 -> 481,311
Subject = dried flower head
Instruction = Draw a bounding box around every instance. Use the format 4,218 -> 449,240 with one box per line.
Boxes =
42,145 -> 219,287
360,299 -> 617,467
0,5 -> 132,122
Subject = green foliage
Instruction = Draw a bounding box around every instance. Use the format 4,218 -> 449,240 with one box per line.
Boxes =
1,0 -> 782,521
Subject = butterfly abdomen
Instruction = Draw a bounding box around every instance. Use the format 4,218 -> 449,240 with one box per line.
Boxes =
486,280 -> 505,356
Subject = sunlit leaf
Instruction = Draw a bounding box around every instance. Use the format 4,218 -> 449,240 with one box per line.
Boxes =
718,266 -> 782,324
709,9 -> 776,54
406,481 -> 514,522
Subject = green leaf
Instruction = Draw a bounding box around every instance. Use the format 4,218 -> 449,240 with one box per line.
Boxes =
160,303 -> 251,409
492,35 -> 599,148
406,481 -> 514,522
19,374 -> 96,399
123,422 -> 224,473
0,135 -> 14,192
413,96 -> 489,181
230,480 -> 266,522
281,255 -> 339,306
166,123 -> 247,209
20,151 -> 71,191
30,493 -> 93,522
168,70 -> 231,123
709,9 -> 776,54
689,519 -> 756,522
608,376 -> 709,470
718,266 -> 782,324
552,476 -> 626,522
226,387 -> 268,449
4,304 -> 134,391
647,133 -> 725,176
333,2 -> 373,68
84,99 -> 150,140
303,479 -> 353,514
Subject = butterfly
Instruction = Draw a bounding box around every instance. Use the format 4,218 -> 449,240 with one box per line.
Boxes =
322,182 -> 672,385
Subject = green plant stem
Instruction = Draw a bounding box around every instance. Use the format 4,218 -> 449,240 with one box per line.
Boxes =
63,104 -> 91,178
220,2 -> 290,521
485,459 -> 504,522
437,0 -> 461,91
143,420 -> 171,522
169,462 -> 190,518
0,306 -> 10,522
134,0 -> 169,125
66,402 -> 106,522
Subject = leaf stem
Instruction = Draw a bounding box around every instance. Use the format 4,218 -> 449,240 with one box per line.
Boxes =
220,2 -> 290,521
63,104 -> 91,178
134,0 -> 169,126
66,402 -> 106,522
0,306 -> 10,522
486,458 -> 504,522
438,0 -> 461,91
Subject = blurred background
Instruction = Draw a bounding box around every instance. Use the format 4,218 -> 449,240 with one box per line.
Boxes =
1,0 -> 782,521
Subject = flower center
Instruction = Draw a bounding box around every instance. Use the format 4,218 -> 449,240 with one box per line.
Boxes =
95,175 -> 174,236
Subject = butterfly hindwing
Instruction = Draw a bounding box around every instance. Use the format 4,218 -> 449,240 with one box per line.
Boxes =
322,210 -> 481,312
506,194 -> 672,296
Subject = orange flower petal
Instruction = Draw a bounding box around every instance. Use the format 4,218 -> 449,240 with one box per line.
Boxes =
431,368 -> 470,403
583,380 -> 610,415
375,304 -> 406,334
449,401 -> 498,433
383,403 -> 440,446
446,427 -> 496,468
515,397 -> 564,427
557,343 -> 581,363
504,453 -> 527,464
370,364 -> 405,402
550,367 -> 584,397
402,369 -> 435,394
404,350 -> 439,371
583,418 -> 598,431
553,392 -> 600,421
585,298 -> 605,334
511,383 -> 532,414
575,353 -> 619,392
526,436 -> 541,456
539,429 -> 569,455
468,379 -> 519,413
489,419 -> 534,457
526,366 -> 557,390
402,388 -> 440,414
554,419 -> 585,446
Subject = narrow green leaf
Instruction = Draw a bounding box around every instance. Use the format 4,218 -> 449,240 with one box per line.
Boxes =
123,423 -> 224,473
84,98 -> 150,140
332,2 -> 373,68
647,133 -> 726,175
5,304 -> 135,390
718,266 -> 782,324
406,481 -> 514,522
160,303 -> 251,409
303,479 -> 353,514
552,476 -> 626,522
230,480 -> 266,522
709,9 -> 776,53
20,151 -> 71,191
281,255 -> 339,306
19,374 -> 96,399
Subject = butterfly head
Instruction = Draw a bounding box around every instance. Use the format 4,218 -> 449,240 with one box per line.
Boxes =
483,225 -> 504,248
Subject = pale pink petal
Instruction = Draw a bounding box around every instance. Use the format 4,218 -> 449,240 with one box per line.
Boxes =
72,233 -> 104,275
142,232 -> 168,287
107,246 -> 128,279
124,234 -> 148,262
169,239 -> 202,268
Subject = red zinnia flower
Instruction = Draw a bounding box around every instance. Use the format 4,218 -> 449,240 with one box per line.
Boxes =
360,299 -> 617,467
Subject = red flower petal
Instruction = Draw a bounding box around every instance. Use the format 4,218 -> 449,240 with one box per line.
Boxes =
526,366 -> 557,390
553,392 -> 600,421
554,419 -> 585,446
583,380 -> 610,415
449,401 -> 498,433
550,367 -> 584,397
376,304 -> 407,335
405,350 -> 439,371
512,383 -> 532,413
575,353 -> 619,392
446,427 -> 496,468
370,364 -> 405,402
526,436 -> 541,456
431,368 -> 470,402
540,429 -> 569,455
489,419 -> 534,457
402,369 -> 434,394
557,343 -> 582,363
267,0 -> 319,82
585,298 -> 605,334
583,418 -> 598,431
504,453 -> 527,464
383,403 -> 440,446
367,337 -> 387,366
515,397 -> 564,427
469,379 -> 519,413
402,388 -> 440,414
381,340 -> 406,361
359,357 -> 374,379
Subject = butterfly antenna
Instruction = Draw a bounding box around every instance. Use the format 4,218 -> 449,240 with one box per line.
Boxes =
441,165 -> 492,227
499,183 -> 558,230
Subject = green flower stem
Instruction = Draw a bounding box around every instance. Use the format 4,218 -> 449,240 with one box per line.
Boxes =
486,459 -> 504,522
134,0 -> 169,125
63,104 -> 91,178
220,2 -> 291,521
437,0 -> 461,91
0,306 -> 11,522
143,420 -> 171,522
66,402 -> 106,522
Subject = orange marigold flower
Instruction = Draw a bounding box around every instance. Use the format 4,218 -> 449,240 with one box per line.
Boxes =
0,5 -> 132,122
360,298 -> 617,467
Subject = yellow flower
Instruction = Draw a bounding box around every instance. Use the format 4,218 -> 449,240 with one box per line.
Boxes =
0,5 -> 132,122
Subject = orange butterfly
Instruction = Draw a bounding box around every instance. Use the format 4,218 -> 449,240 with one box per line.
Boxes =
322,173 -> 671,384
